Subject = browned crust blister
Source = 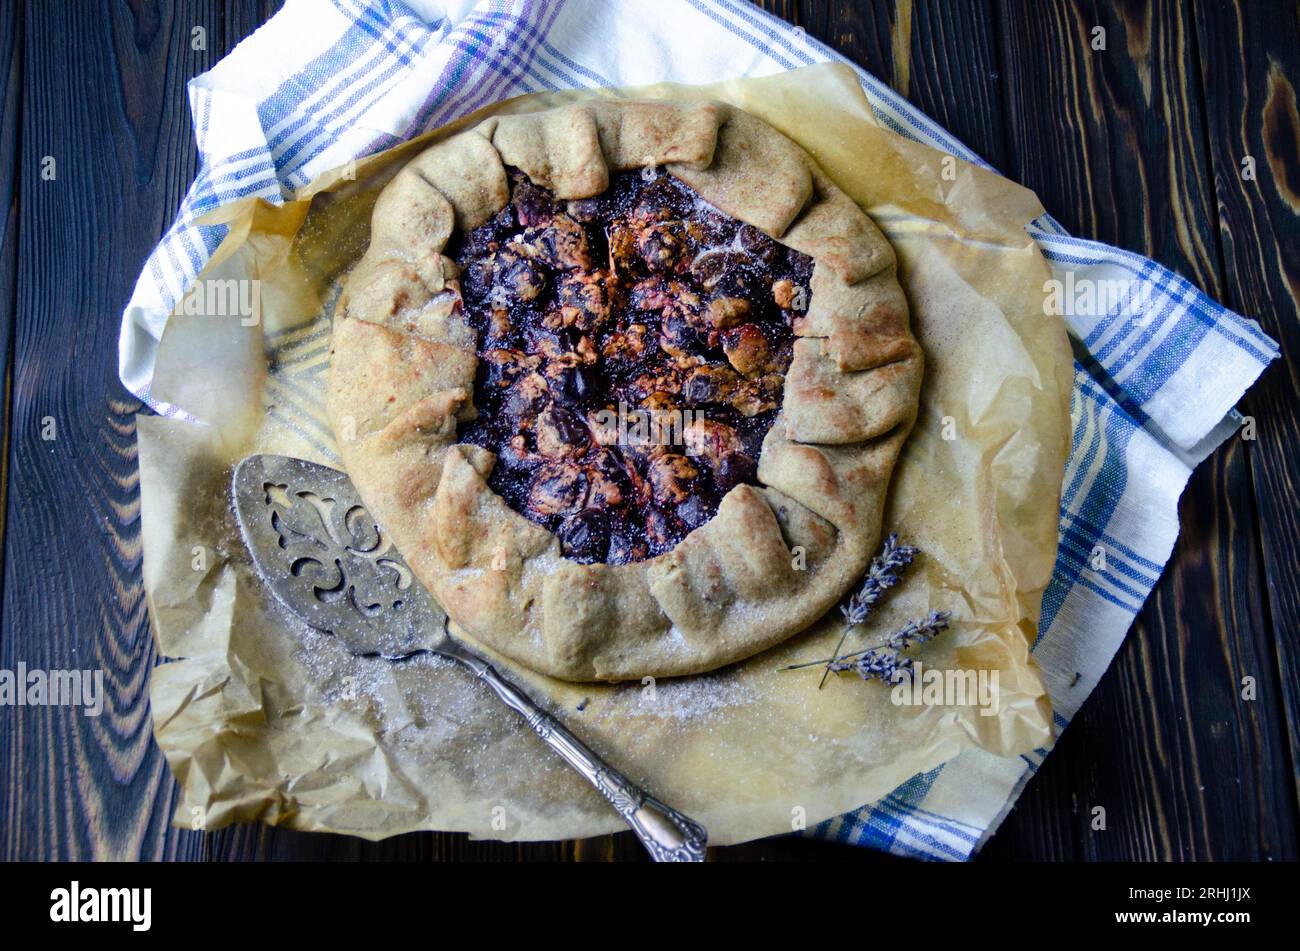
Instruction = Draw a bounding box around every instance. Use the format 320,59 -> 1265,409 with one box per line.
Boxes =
327,99 -> 922,681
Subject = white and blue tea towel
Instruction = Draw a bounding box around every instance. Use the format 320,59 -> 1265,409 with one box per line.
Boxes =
118,0 -> 1280,860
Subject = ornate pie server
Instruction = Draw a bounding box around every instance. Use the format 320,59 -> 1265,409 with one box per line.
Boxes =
232,453 -> 707,862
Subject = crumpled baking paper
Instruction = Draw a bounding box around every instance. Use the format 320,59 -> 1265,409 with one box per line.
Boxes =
140,63 -> 1070,845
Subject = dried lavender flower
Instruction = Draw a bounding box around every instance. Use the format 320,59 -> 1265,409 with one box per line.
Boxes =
782,532 -> 950,688
840,533 -> 918,627
815,533 -> 917,688
826,611 -> 951,684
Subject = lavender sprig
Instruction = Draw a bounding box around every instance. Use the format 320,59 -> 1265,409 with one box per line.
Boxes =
816,533 -> 917,688
824,611 -> 951,683
841,533 -> 917,624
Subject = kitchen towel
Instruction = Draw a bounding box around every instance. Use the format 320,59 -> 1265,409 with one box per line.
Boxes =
118,0 -> 1279,860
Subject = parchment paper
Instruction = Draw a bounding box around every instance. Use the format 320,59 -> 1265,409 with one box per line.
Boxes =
140,64 -> 1072,845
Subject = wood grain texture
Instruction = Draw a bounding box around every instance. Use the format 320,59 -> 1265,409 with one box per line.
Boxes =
982,0 -> 1298,862
0,0 -> 23,589
900,0 -> 1009,169
801,0 -> 1011,167
0,0 -> 1294,862
1192,0 -> 1300,814
0,0 -> 251,861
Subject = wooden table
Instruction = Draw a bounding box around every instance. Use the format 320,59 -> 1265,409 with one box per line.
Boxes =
1,0 -> 1296,862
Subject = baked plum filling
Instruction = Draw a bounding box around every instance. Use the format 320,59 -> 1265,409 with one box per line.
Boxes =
454,167 -> 812,564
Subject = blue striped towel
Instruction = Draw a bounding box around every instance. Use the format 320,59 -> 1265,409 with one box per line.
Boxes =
119,0 -> 1279,860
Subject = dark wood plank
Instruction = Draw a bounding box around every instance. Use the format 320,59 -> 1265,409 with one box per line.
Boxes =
0,0 -> 20,857
981,0 -> 1298,860
0,0 -> 265,861
799,0 -> 1010,168
800,0 -> 897,82
901,0 -> 1010,169
0,0 -> 23,585
1191,0 -> 1300,812
998,0 -> 1223,283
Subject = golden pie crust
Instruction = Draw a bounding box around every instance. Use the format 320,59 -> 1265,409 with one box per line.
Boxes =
328,99 -> 922,682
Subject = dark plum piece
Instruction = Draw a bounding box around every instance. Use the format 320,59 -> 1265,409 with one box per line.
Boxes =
512,176 -> 557,227
691,206 -> 738,246
607,529 -> 649,565
527,461 -> 589,517
567,196 -> 616,223
676,492 -> 716,530
644,507 -> 684,550
536,404 -> 591,458
715,451 -> 757,493
553,363 -> 600,406
788,248 -> 815,286
585,451 -> 627,508
461,256 -> 496,305
529,214 -> 593,270
736,223 -> 782,267
557,509 -> 610,562
481,347 -> 540,390
493,245 -> 548,302
635,173 -> 693,217
634,219 -> 689,273
459,206 -> 514,261
659,310 -> 704,360
683,365 -> 739,404
690,250 -> 761,300
503,372 -> 550,419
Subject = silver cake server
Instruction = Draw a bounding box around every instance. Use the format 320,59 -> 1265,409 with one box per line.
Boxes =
232,453 -> 707,862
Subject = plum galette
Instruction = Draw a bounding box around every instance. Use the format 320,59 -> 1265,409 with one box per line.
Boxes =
328,99 -> 921,681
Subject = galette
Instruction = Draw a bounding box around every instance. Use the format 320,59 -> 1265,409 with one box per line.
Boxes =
328,99 -> 922,681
